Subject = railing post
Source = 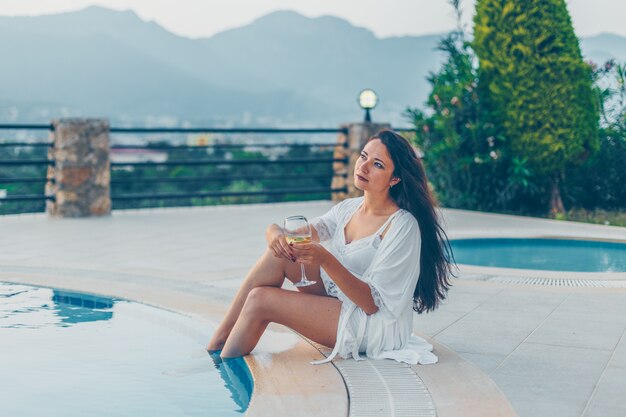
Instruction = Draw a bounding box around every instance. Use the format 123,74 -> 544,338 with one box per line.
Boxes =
332,122 -> 390,202
46,118 -> 111,217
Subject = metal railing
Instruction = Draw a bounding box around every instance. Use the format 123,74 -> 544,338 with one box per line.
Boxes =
108,127 -> 348,210
0,124 -> 54,214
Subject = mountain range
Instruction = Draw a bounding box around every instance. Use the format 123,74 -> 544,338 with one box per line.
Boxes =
1,6 -> 625,127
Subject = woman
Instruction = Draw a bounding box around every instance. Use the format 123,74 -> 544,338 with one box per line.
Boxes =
207,130 -> 453,364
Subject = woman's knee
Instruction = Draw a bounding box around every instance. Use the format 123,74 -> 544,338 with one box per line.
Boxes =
241,286 -> 276,318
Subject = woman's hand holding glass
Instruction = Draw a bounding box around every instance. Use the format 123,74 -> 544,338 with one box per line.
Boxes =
289,240 -> 328,266
268,227 -> 296,262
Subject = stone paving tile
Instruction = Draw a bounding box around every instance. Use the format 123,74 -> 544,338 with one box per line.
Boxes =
457,351 -> 507,375
551,293 -> 626,325
491,343 -> 611,417
434,291 -> 566,357
0,251 -> 40,262
479,288 -> 569,312
414,309 -> 469,337
583,365 -> 626,417
610,331 -> 626,368
435,313 -> 541,357
526,317 -> 625,351
413,284 -> 505,338
440,283 -> 504,313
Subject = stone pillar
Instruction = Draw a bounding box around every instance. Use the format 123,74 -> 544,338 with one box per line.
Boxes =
331,122 -> 390,202
46,119 -> 111,217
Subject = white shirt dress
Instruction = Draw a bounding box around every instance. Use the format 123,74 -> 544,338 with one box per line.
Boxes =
310,197 -> 437,365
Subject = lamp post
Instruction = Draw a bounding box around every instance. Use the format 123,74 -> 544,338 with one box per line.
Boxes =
358,89 -> 378,123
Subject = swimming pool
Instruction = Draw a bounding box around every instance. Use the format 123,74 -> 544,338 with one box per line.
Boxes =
450,238 -> 626,272
0,282 -> 253,416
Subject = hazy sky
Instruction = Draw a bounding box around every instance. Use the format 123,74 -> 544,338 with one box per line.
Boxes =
1,0 -> 624,39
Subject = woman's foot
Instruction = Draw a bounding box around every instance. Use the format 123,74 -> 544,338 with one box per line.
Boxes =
207,339 -> 226,353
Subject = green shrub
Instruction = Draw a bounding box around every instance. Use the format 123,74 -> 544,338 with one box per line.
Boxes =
406,28 -> 547,214
472,0 -> 599,214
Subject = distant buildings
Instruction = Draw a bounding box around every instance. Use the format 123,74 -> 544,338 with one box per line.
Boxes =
110,148 -> 168,164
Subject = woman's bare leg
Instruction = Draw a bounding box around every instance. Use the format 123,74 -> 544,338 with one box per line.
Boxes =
207,249 -> 325,351
221,287 -> 341,358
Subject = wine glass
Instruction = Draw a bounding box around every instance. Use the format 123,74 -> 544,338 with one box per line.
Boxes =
283,215 -> 316,287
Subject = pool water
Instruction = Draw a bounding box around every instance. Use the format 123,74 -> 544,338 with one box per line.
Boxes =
450,238 -> 626,272
0,282 -> 253,416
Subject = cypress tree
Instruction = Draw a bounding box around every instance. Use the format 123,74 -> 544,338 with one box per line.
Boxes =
473,0 -> 599,214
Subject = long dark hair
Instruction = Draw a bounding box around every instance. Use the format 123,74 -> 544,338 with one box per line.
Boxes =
372,130 -> 454,313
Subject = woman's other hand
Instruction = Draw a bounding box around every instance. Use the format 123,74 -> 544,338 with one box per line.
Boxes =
266,224 -> 296,261
290,241 -> 329,265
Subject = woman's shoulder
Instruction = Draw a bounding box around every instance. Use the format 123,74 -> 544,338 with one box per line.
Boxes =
395,208 -> 417,224
391,209 -> 420,233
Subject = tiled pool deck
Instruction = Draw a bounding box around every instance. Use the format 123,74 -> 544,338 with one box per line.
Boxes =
1,201 -> 625,417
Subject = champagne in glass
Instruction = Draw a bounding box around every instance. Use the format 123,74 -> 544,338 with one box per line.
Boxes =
283,215 -> 316,287
285,236 -> 312,245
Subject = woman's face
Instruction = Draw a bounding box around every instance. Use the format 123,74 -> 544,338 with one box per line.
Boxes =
354,139 -> 398,193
